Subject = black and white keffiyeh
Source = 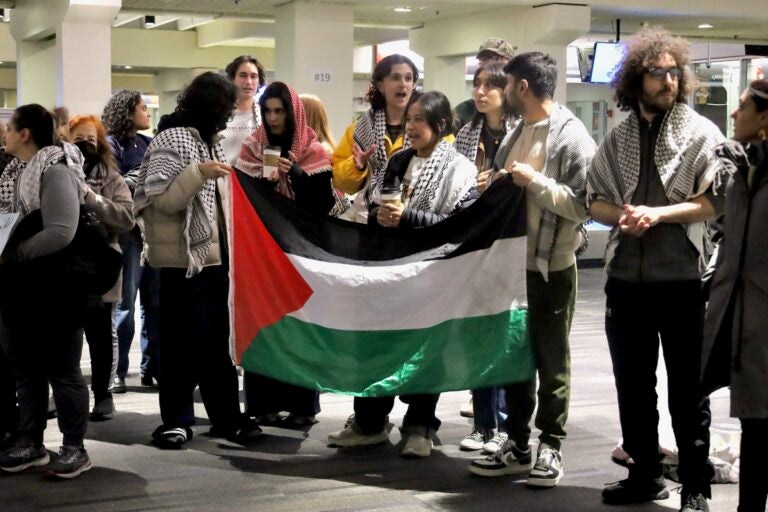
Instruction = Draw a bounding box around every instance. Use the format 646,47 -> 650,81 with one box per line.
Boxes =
0,142 -> 86,216
454,120 -> 484,166
588,103 -> 725,266
353,108 -> 411,210
373,140 -> 475,215
133,127 -> 223,277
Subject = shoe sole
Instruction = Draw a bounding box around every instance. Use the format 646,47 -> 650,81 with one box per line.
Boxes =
527,473 -> 563,488
401,449 -> 431,458
602,489 -> 670,505
459,411 -> 474,418
0,454 -> 50,473
468,464 -> 531,477
90,412 -> 115,421
47,459 -> 93,479
328,433 -> 389,447
459,444 -> 484,451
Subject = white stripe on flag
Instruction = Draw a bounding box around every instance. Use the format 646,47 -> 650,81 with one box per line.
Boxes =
286,236 -> 527,331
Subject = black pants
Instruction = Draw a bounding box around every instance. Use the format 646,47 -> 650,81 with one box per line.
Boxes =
605,278 -> 712,494
0,343 -> 18,435
353,394 -> 441,435
244,372 -> 320,417
158,264 -> 241,432
9,318 -> 88,448
84,300 -> 115,402
739,418 -> 768,512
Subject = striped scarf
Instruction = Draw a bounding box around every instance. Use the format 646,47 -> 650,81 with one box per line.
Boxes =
134,127 -> 223,277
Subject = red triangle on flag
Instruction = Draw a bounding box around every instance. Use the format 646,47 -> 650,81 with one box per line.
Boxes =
230,175 -> 313,362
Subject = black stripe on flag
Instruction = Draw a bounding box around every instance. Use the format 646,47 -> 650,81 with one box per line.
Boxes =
235,170 -> 527,266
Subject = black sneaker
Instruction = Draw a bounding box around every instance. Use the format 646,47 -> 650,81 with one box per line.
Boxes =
90,396 -> 115,421
602,476 -> 670,504
680,491 -> 709,512
0,442 -> 49,473
46,445 -> 92,479
469,440 -> 532,477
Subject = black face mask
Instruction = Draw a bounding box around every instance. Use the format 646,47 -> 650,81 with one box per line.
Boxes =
74,140 -> 99,163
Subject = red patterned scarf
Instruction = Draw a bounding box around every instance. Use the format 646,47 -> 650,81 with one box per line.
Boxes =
237,82 -> 331,199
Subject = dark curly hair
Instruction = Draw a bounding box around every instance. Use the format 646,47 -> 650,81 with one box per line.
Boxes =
101,89 -> 143,142
225,55 -> 266,87
158,72 -> 238,143
366,54 -> 419,111
612,26 -> 693,112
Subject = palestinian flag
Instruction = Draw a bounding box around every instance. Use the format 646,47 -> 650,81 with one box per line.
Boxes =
231,171 -> 533,397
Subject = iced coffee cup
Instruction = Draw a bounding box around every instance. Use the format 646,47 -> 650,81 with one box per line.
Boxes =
380,185 -> 402,207
263,146 -> 281,180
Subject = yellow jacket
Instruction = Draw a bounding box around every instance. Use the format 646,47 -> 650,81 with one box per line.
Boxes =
331,120 -> 406,195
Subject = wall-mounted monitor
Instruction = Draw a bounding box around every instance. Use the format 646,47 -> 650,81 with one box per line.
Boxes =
588,42 -> 627,84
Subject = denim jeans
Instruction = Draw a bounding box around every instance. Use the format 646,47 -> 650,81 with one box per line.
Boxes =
115,227 -> 160,379
472,386 -> 507,431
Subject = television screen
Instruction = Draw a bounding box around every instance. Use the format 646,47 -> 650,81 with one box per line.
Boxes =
589,42 -> 627,84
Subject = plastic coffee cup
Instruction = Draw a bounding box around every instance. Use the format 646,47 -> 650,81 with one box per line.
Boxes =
263,146 -> 281,180
380,187 -> 401,206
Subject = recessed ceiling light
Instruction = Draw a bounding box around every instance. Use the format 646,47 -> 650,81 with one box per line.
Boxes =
698,23 -> 714,29
124,65 -> 132,69
394,7 -> 412,13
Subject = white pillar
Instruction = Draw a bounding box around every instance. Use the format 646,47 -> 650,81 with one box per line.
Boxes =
274,1 -> 353,142
11,0 -> 120,114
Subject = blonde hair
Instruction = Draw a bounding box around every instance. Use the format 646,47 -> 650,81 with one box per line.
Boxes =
299,94 -> 336,152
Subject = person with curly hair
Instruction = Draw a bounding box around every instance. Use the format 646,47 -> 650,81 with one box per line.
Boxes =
331,54 -> 418,223
587,26 -> 725,510
134,72 -> 256,449
220,55 -> 265,165
68,115 -> 134,421
102,90 -> 160,393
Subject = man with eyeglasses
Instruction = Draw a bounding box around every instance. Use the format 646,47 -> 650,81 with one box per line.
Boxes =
587,27 -> 725,512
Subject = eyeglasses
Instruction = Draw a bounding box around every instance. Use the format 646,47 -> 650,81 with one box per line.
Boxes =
645,66 -> 683,81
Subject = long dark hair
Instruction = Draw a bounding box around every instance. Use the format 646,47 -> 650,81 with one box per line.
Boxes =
11,104 -> 56,149
366,54 -> 419,111
470,61 -> 515,128
611,26 -> 693,112
159,72 -> 238,143
259,82 -> 296,155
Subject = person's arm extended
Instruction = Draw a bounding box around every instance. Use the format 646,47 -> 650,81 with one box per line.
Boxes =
589,199 -> 624,226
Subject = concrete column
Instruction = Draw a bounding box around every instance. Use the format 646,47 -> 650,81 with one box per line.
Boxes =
410,4 -> 590,106
274,1 -> 353,142
155,68 -> 217,118
11,0 -> 120,114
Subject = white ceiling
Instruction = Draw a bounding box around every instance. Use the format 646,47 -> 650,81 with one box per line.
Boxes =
117,0 -> 768,44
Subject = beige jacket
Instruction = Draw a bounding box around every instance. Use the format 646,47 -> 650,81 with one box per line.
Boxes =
141,163 -> 229,270
84,166 -> 134,302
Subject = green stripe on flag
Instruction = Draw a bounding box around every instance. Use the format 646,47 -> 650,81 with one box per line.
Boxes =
240,309 -> 533,396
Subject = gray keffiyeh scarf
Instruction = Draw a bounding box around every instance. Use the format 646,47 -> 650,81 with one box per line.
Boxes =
133,127 -> 223,277
588,103 -> 725,268
0,142 -> 86,217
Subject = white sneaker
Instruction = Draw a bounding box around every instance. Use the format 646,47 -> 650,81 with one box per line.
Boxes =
327,423 -> 389,447
483,432 -> 509,454
401,435 -> 433,458
460,429 -> 492,451
527,443 -> 563,488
